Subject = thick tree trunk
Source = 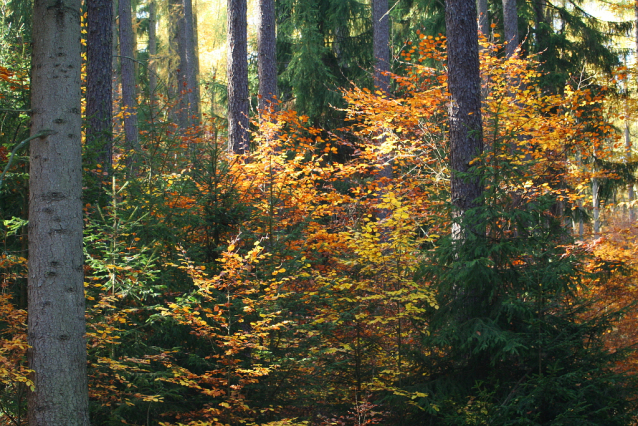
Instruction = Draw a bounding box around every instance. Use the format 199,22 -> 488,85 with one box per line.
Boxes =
477,0 -> 489,37
227,0 -> 249,153
177,0 -> 199,129
446,0 -> 484,236
258,0 -> 277,114
87,0 -> 114,172
118,0 -> 140,162
148,0 -> 158,101
373,0 -> 392,186
28,0 -> 89,422
503,0 -> 518,58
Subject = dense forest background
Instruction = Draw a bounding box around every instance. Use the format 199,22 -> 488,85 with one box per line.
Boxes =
2,0 -> 638,424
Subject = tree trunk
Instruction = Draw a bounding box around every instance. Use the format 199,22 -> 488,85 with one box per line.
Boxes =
148,0 -> 158,101
503,0 -> 518,58
446,0 -> 484,237
227,0 -> 249,153
373,0 -> 392,188
87,0 -> 114,172
592,176 -> 600,234
28,0 -> 89,421
258,0 -> 277,114
177,0 -> 199,129
118,0 -> 140,164
477,0 -> 489,37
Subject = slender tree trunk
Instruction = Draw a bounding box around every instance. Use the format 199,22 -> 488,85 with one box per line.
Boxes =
592,176 -> 600,233
228,0 -> 249,153
446,0 -> 484,238
624,105 -> 635,222
119,0 -> 140,162
28,0 -> 89,421
177,0 -> 199,129
258,0 -> 277,114
477,0 -> 489,37
373,0 -> 390,95
502,0 -> 518,58
148,0 -> 157,100
87,0 -> 114,172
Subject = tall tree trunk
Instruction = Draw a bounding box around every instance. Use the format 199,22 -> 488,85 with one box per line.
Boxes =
28,0 -> 89,421
446,0 -> 484,237
148,0 -> 157,101
119,0 -> 140,164
87,0 -> 114,172
373,0 -> 392,188
177,0 -> 199,129
228,0 -> 249,153
624,101 -> 635,222
503,0 -> 518,58
477,0 -> 489,37
592,176 -> 600,233
258,0 -> 277,114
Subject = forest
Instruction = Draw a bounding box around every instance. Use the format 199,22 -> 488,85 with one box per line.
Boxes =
1,0 -> 638,424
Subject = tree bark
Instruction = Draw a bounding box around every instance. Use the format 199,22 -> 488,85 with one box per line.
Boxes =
258,0 -> 277,114
373,0 -> 390,95
118,0 -> 140,163
446,0 -> 484,236
177,0 -> 199,129
477,0 -> 489,37
227,0 -> 249,153
28,0 -> 89,422
148,0 -> 158,101
87,0 -> 114,172
503,0 -> 518,58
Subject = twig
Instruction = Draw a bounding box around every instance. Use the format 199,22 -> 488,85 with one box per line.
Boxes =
0,129 -> 54,190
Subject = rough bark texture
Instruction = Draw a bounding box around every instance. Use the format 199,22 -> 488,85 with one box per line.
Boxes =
118,0 -> 140,158
28,0 -> 90,422
227,0 -> 249,153
258,0 -> 277,113
148,0 -> 158,100
446,0 -> 484,233
87,0 -> 113,171
177,0 -> 199,128
503,0 -> 518,58
477,0 -> 489,36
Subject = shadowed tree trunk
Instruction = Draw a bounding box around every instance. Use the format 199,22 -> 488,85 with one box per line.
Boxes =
503,0 -> 518,58
28,0 -> 90,422
373,0 -> 392,187
148,0 -> 158,101
477,0 -> 489,37
258,0 -> 277,114
118,0 -> 140,166
446,0 -> 484,237
228,0 -> 249,153
87,0 -> 113,173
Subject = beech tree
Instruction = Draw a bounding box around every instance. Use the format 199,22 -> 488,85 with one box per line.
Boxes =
227,0 -> 249,153
86,0 -> 113,171
28,0 -> 90,422
445,0 -> 484,234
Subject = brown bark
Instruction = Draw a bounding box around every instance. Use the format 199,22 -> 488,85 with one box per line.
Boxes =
446,0 -> 484,235
28,0 -> 89,422
177,0 -> 199,129
87,0 -> 114,172
118,0 -> 140,163
228,0 -> 249,153
258,0 -> 277,114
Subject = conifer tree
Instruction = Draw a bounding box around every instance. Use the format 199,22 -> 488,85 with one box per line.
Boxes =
228,0 -> 249,153
258,0 -> 277,115
28,0 -> 89,421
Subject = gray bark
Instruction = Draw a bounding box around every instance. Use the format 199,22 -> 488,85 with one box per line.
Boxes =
148,0 -> 158,101
258,0 -> 277,113
503,0 -> 518,58
592,177 -> 600,233
228,0 -> 249,153
177,0 -> 200,128
446,0 -> 484,235
87,0 -> 114,172
118,0 -> 140,162
28,0 -> 89,422
373,0 -> 390,95
477,0 -> 489,36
